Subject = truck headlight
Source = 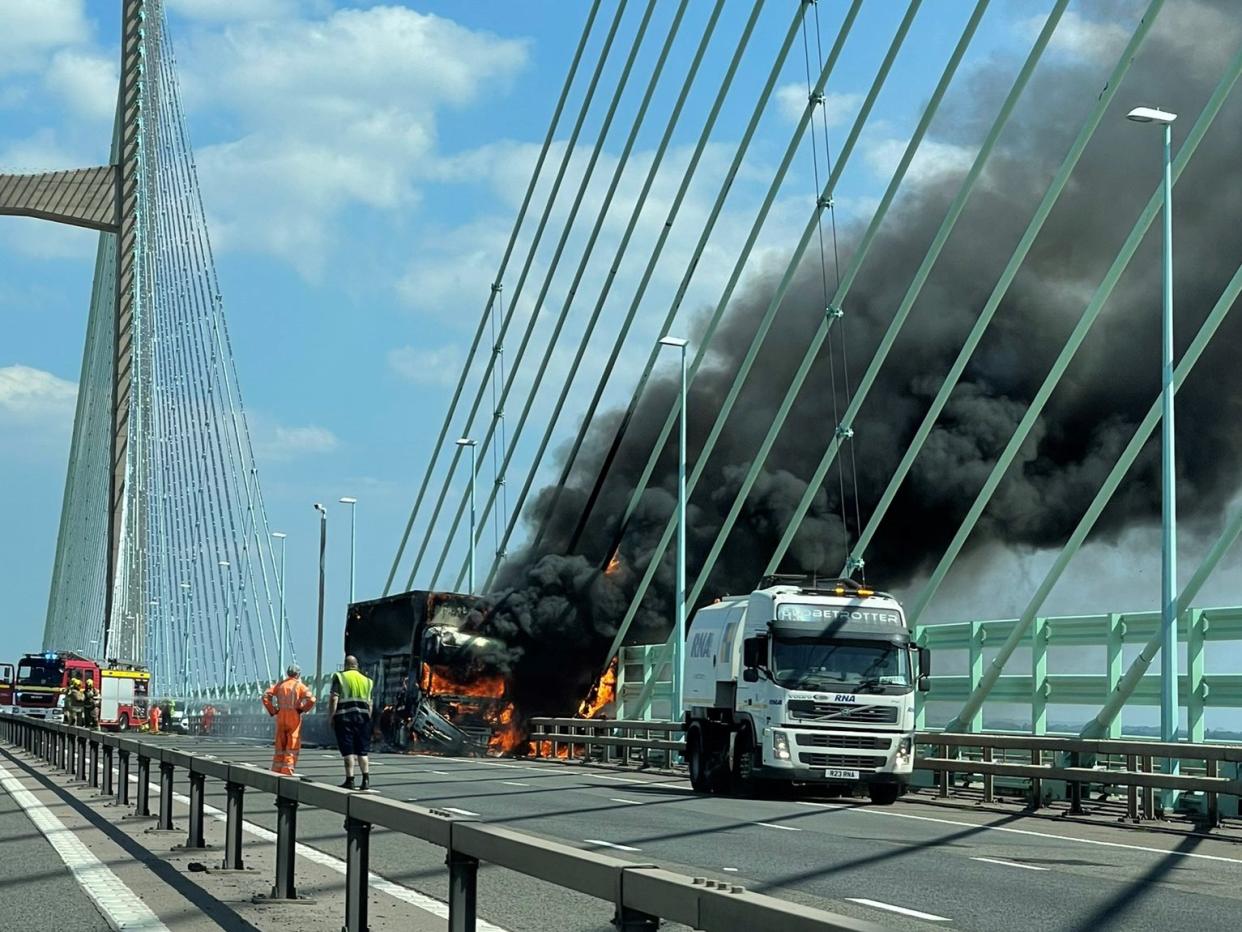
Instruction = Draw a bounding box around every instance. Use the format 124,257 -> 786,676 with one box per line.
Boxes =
773,730 -> 791,761
896,736 -> 913,761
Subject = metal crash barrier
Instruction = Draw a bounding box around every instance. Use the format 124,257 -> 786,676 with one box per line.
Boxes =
527,718 -> 1242,823
0,715 -> 880,932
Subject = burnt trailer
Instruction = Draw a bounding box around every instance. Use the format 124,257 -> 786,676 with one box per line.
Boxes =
344,589 -> 514,755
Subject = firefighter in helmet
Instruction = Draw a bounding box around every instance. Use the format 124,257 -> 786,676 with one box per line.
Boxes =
82,678 -> 99,728
64,677 -> 85,727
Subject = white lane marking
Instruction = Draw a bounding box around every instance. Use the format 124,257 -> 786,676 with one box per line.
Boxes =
0,761 -> 169,931
755,822 -> 800,831
502,781 -> 530,787
971,856 -> 1048,872
584,839 -> 641,852
848,898 -> 950,922
609,797 -> 643,805
723,867 -> 739,873
583,773 -> 646,783
430,771 -> 452,775
130,776 -> 510,932
795,801 -> 847,810
851,806 -> 1242,865
441,807 -> 480,817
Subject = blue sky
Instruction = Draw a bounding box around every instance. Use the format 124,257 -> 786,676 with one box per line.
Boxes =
3,0 -> 1238,724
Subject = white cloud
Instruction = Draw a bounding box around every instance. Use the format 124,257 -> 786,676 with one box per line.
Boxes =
1019,10 -> 1129,64
44,50 -> 116,122
864,136 -> 978,189
166,0 -> 305,22
387,345 -> 464,387
0,0 -> 89,76
775,83 -> 861,129
179,6 -> 530,271
255,424 -> 340,461
0,364 -> 77,421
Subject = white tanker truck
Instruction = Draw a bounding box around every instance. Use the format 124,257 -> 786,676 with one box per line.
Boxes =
682,576 -> 928,804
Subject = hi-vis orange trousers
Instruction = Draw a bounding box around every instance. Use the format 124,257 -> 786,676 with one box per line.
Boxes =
271,711 -> 303,775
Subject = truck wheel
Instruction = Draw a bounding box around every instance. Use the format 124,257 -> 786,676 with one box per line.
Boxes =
868,784 -> 901,806
117,714 -> 130,732
731,727 -> 759,796
687,725 -> 711,793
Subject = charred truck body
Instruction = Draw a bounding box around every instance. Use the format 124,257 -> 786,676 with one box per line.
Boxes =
344,590 -> 514,755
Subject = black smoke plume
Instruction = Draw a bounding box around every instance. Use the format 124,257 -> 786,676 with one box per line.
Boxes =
471,1 -> 1242,717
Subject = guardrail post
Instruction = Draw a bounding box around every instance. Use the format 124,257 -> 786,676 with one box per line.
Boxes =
158,762 -> 175,830
117,750 -> 130,805
222,782 -> 244,870
187,772 -> 207,848
271,797 -> 298,900
344,817 -> 371,932
136,754 -> 151,816
102,745 -> 114,796
1028,748 -> 1042,811
1204,758 -> 1220,829
59,732 -> 68,771
1068,751 -> 1083,814
76,736 -> 87,782
982,746 -> 994,803
1126,754 -> 1138,821
938,744 -> 949,798
89,739 -> 100,788
1140,755 -> 1154,820
448,849 -> 478,932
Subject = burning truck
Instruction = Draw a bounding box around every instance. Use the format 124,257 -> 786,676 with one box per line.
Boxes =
344,589 -> 523,755
345,588 -> 617,757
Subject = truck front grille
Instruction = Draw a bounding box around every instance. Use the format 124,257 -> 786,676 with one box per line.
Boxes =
798,752 -> 887,770
795,733 -> 891,750
787,700 -> 898,725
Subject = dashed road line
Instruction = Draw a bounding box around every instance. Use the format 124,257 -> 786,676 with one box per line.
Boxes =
584,839 -> 641,852
441,806 -> 480,817
609,797 -> 643,805
0,760 -> 169,931
755,821 -> 800,831
848,898 -> 950,922
502,781 -> 530,787
970,856 -> 1048,871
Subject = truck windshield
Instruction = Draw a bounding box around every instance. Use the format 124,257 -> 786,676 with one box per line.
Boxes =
771,637 -> 910,691
17,661 -> 62,687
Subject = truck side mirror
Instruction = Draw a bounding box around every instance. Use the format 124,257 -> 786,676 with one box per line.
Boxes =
742,635 -> 768,669
917,646 -> 931,693
742,668 -> 759,683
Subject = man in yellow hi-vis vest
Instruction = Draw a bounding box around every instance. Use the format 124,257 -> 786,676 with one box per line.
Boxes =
328,656 -> 373,790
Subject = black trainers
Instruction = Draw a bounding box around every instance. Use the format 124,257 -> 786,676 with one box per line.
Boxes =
360,776 -> 370,791
339,777 -> 355,790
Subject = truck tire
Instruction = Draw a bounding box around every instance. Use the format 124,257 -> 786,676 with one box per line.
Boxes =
868,783 -> 901,806
117,713 -> 130,732
731,726 -> 759,796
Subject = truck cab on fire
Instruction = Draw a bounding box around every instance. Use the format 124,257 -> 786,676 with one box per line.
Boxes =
682,577 -> 928,804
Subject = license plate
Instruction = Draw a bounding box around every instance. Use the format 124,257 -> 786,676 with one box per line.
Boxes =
824,768 -> 859,780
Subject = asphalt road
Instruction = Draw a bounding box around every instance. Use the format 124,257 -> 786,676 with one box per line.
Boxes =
140,736 -> 1242,932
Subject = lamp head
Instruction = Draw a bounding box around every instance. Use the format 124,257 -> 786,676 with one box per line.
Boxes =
659,336 -> 688,349
456,438 -> 477,447
339,496 -> 357,504
1126,106 -> 1177,125
271,531 -> 286,540
313,502 -> 326,514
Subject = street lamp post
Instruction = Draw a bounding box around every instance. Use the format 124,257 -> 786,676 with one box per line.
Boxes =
456,440 -> 478,593
272,532 -> 287,675
339,497 -> 358,604
659,336 -> 689,721
179,582 -> 192,697
219,560 -> 232,698
314,503 -> 327,701
1127,105 -> 1179,792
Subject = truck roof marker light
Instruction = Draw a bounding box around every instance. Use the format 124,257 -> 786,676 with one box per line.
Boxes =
834,586 -> 845,595
857,588 -> 874,597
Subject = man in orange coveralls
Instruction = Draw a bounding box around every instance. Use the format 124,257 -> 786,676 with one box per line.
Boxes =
262,664 -> 316,775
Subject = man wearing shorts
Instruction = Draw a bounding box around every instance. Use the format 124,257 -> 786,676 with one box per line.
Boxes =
329,655 -> 373,790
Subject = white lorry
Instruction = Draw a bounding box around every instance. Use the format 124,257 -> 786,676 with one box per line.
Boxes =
682,576 -> 928,804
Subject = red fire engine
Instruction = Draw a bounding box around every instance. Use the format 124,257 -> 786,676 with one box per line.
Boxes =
13,652 -> 151,730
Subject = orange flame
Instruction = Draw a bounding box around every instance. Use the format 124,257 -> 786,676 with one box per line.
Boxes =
605,549 -> 622,576
576,658 -> 618,719
419,663 -> 522,755
420,663 -> 506,699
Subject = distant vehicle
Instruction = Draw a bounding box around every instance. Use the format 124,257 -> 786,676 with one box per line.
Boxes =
13,651 -> 150,730
0,663 -> 13,707
682,576 -> 928,805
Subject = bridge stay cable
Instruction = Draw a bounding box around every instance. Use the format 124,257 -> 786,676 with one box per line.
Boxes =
416,0 -> 663,590
523,0 -> 791,563
442,0 -> 707,591
905,43 -> 1242,629
397,0 -> 632,592
480,0 -> 754,590
383,0 -> 603,596
564,0 -> 865,569
596,0 -> 913,678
